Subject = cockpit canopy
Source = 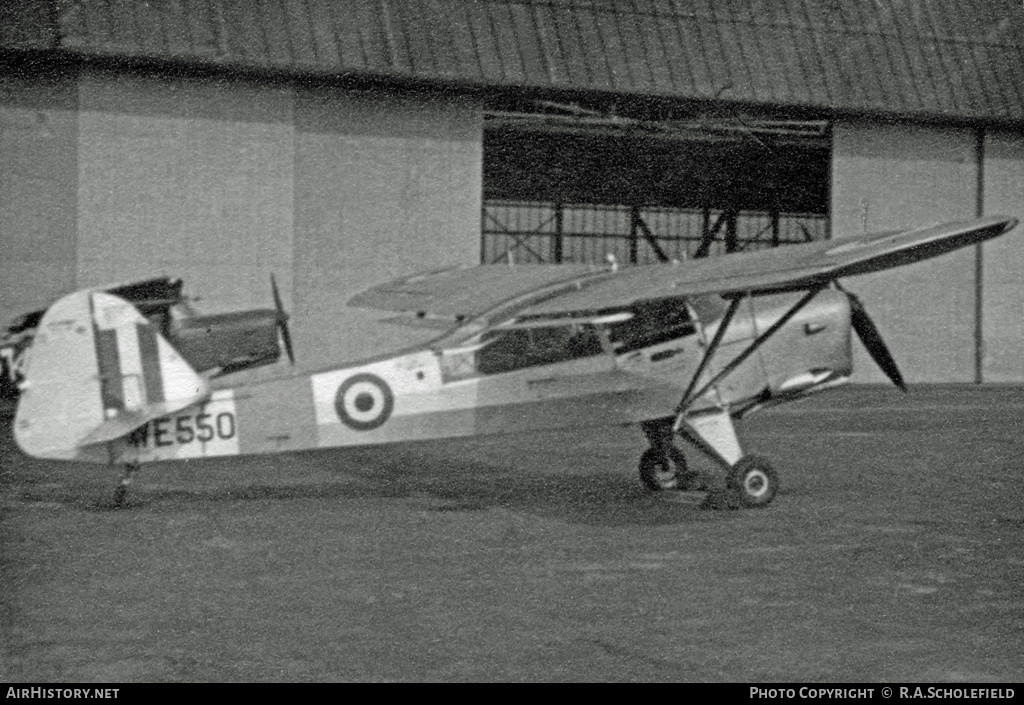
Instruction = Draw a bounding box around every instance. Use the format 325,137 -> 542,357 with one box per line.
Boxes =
440,297 -> 700,381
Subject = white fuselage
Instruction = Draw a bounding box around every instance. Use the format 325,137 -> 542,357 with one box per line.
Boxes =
120,290 -> 853,465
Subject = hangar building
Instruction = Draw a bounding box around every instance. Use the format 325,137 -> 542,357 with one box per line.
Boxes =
0,0 -> 1022,381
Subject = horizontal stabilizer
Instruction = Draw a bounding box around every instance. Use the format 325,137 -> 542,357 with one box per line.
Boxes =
14,291 -> 208,461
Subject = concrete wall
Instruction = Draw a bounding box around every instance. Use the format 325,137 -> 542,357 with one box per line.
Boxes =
2,63 -> 1017,382
77,70 -> 296,313
0,65 -> 481,369
293,89 -> 481,367
0,69 -> 78,321
981,130 -> 1024,382
832,121 -> 979,383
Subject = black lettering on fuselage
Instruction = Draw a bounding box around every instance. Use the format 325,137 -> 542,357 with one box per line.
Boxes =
196,413 -> 214,442
216,412 -> 235,440
131,411 -> 236,448
153,418 -> 172,447
175,415 -> 194,444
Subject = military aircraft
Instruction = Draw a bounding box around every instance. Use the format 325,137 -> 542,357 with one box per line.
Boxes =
0,276 -> 294,410
9,215 -> 1017,508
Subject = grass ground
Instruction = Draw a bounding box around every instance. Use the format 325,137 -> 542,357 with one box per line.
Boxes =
1,385 -> 1022,682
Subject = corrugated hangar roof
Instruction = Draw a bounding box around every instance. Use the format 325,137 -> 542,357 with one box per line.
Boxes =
4,0 -> 1024,123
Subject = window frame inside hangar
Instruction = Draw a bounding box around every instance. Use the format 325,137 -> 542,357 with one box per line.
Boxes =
481,96 -> 832,266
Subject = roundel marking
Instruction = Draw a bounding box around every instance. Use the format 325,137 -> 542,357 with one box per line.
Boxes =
335,373 -> 394,431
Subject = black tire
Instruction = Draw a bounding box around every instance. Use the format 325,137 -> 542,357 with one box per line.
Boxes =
638,446 -> 689,491
727,455 -> 778,508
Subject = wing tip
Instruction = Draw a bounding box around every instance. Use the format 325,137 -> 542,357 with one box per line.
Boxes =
964,215 -> 1019,243
990,215 -> 1019,234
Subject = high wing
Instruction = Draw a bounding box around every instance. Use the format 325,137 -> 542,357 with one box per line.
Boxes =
347,263 -> 609,325
350,217 -> 1017,327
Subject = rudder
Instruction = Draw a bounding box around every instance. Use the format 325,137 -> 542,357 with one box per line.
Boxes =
14,290 -> 208,461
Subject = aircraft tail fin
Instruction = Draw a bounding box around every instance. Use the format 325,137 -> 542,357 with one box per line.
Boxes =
14,290 -> 208,461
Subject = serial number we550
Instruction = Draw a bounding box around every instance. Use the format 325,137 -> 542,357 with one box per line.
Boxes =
129,411 -> 236,448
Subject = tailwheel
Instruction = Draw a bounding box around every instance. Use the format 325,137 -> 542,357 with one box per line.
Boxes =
113,462 -> 139,508
727,455 -> 778,508
638,446 -> 691,492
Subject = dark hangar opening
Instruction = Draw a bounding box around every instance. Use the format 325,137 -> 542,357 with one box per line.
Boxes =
482,100 -> 831,265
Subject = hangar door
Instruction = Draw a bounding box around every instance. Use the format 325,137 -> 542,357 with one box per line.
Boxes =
482,104 -> 831,265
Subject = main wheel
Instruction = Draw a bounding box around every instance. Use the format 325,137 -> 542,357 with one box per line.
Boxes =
638,446 -> 690,491
727,455 -> 778,508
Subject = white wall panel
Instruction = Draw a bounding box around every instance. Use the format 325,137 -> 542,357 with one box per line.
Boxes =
0,71 -> 78,322
981,131 -> 1024,382
293,89 -> 482,367
74,74 -> 481,371
76,70 -> 296,314
832,122 -> 977,383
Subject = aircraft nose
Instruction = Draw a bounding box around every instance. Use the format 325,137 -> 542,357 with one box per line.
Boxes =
803,288 -> 852,331
760,289 -> 854,397
803,289 -> 854,368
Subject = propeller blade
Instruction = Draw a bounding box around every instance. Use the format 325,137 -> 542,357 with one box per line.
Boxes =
270,274 -> 295,365
271,273 -> 284,314
279,319 -> 296,367
838,284 -> 906,392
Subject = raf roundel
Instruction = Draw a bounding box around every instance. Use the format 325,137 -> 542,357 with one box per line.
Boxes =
334,373 -> 394,431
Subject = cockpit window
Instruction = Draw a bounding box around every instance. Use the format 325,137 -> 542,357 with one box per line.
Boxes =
441,323 -> 605,381
477,324 -> 603,374
608,299 -> 695,354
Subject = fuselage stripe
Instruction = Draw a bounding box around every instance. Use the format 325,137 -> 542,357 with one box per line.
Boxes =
94,327 -> 124,413
136,323 -> 164,404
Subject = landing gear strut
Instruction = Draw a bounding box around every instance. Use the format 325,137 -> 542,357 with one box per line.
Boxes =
637,291 -> 820,508
638,413 -> 780,509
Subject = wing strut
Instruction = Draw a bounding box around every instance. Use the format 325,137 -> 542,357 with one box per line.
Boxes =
675,285 -> 827,427
680,296 -> 741,406
663,285 -> 828,510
